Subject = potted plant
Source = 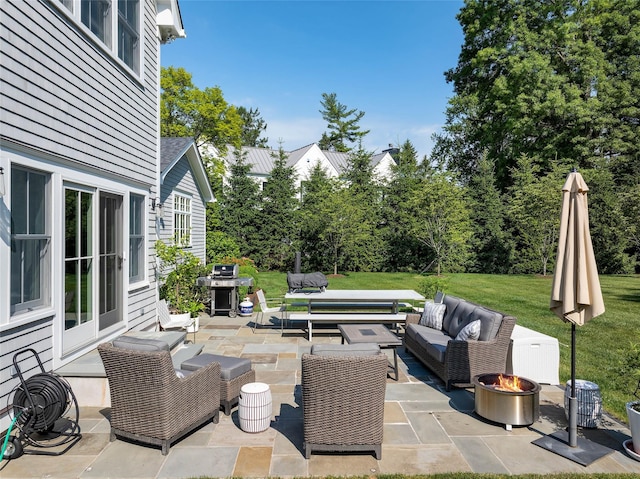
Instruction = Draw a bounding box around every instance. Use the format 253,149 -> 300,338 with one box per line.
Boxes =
156,239 -> 207,330
620,342 -> 640,459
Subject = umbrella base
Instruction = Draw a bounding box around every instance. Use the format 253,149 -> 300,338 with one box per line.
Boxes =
532,430 -> 613,466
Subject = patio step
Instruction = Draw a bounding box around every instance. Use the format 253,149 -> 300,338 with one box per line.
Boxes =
56,331 -> 202,408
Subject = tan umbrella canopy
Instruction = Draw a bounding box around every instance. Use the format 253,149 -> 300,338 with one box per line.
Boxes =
534,170 -> 610,464
550,170 -> 605,324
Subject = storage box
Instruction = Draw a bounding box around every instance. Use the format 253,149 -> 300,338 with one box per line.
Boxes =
506,325 -> 560,385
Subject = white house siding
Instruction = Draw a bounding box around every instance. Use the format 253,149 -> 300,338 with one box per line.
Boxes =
159,156 -> 208,263
0,0 -> 164,431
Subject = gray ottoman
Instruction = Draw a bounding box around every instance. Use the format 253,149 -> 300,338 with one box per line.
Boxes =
182,354 -> 255,415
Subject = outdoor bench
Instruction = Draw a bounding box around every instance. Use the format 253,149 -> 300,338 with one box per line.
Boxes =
288,312 -> 406,341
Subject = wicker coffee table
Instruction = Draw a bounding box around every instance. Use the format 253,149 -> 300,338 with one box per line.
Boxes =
338,323 -> 402,380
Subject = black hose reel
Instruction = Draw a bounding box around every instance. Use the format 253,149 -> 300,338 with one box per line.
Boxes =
2,349 -> 82,460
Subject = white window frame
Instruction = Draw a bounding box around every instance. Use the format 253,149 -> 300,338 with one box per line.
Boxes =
128,193 -> 146,284
10,166 -> 52,316
173,193 -> 192,247
54,0 -> 142,77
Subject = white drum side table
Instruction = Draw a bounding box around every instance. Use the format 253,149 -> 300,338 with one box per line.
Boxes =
238,382 -> 272,433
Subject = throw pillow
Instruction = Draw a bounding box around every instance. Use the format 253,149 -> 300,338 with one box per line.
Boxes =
419,302 -> 446,330
455,320 -> 481,341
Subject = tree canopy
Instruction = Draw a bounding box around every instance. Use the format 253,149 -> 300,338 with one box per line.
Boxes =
318,92 -> 370,152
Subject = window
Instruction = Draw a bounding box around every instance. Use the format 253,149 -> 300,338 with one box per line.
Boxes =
117,0 -> 139,71
10,167 -> 51,314
58,0 -> 140,75
173,194 -> 191,246
129,194 -> 145,283
81,0 -> 112,47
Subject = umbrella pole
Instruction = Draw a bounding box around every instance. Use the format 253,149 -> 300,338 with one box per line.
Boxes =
569,323 -> 577,447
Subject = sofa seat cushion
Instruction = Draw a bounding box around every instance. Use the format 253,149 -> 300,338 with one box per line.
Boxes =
406,323 -> 450,363
311,343 -> 380,357
181,353 -> 252,381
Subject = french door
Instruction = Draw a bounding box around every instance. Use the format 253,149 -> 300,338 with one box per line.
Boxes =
63,187 -> 123,353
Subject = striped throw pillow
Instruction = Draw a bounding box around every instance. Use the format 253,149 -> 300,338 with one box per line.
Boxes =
419,302 -> 446,330
455,320 -> 481,341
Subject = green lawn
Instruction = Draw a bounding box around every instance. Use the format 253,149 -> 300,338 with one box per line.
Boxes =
254,272 -> 640,422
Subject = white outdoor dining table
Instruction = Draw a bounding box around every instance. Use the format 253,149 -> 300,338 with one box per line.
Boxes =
284,289 -> 425,340
284,289 -> 425,313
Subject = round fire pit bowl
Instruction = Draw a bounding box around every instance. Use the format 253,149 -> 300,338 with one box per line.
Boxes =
472,373 -> 541,430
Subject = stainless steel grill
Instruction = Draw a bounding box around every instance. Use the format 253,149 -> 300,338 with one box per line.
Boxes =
197,265 -> 252,317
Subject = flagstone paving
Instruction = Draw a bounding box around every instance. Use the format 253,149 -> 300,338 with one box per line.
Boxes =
2,313 -> 640,478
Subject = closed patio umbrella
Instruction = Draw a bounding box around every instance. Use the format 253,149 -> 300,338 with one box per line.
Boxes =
534,169 -> 611,465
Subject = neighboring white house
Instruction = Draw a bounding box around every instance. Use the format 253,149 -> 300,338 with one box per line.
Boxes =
159,137 -> 214,263
0,0 -> 185,431
217,143 -> 398,195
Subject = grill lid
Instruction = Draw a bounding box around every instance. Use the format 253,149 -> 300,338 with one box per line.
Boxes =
212,264 -> 238,278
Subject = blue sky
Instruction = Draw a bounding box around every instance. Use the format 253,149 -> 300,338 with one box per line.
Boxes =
161,0 -> 465,159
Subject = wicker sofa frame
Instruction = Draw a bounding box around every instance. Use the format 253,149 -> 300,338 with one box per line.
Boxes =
404,299 -> 516,391
301,351 -> 388,459
98,342 -> 221,455
221,369 -> 255,415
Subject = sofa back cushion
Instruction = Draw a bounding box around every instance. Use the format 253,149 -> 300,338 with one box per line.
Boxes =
468,306 -> 504,341
441,295 -> 462,333
445,300 -> 477,338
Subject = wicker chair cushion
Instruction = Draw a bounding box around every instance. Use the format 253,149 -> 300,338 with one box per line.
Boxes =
407,324 -> 450,363
181,353 -> 252,381
310,343 -> 380,357
112,336 -> 170,352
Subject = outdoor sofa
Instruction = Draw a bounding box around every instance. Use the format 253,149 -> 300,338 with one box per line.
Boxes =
404,294 -> 516,390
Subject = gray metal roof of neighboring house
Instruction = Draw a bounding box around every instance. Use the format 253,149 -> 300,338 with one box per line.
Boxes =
221,143 -> 392,176
160,137 -> 194,171
225,145 -> 275,175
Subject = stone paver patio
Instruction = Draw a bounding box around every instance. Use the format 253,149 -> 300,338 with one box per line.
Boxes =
1,312 -> 639,478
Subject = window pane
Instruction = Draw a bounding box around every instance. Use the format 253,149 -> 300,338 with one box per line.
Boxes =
11,169 -> 27,234
23,239 -> 43,302
81,0 -> 111,46
65,189 -> 77,258
81,192 -> 93,257
65,261 -> 78,330
29,170 -> 46,234
129,195 -> 143,234
81,258 -> 93,324
10,238 -> 22,305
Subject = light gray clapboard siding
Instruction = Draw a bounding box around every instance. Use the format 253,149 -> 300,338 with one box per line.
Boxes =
161,156 -> 208,263
0,0 -> 163,425
0,319 -> 53,412
0,0 -> 157,184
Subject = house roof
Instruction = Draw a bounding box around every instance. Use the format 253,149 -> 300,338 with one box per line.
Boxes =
220,143 -> 394,177
161,137 -> 214,203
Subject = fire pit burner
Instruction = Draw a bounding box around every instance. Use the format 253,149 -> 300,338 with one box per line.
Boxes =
473,373 -> 540,430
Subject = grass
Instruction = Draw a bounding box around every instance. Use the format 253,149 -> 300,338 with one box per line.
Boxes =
254,272 -> 640,422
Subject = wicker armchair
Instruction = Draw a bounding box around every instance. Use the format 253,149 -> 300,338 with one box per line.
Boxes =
98,341 -> 221,455
301,344 -> 388,459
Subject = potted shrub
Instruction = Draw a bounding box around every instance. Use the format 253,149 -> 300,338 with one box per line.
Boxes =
620,342 -> 640,459
156,239 -> 207,330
